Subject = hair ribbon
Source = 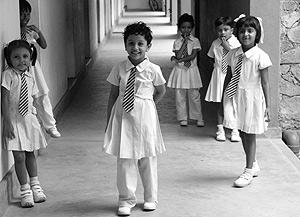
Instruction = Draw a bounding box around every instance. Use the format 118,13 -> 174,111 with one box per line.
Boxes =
234,14 -> 246,22
256,16 -> 264,43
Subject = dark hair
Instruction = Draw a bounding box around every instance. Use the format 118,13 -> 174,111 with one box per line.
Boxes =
19,0 -> 32,13
4,40 -> 37,67
123,21 -> 153,45
236,16 -> 261,45
177,13 -> 195,29
215,16 -> 234,28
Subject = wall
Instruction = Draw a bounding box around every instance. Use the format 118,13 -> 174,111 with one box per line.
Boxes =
124,0 -> 162,11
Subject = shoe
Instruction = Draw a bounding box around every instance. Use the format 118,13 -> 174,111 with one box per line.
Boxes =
143,201 -> 157,211
20,189 -> 34,208
117,206 -> 131,216
252,160 -> 260,177
216,129 -> 226,141
233,168 -> 254,187
31,185 -> 46,203
231,130 -> 241,142
180,120 -> 188,127
46,127 -> 61,138
196,120 -> 205,127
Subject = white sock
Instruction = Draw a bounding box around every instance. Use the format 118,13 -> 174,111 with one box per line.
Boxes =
30,177 -> 40,186
217,125 -> 224,131
20,183 -> 30,191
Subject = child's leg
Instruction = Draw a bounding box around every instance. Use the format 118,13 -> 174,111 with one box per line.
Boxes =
240,132 -> 256,169
187,89 -> 203,121
175,89 -> 187,121
138,157 -> 158,203
117,158 -> 138,208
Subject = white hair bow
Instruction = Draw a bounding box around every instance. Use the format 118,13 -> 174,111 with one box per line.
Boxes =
256,16 -> 264,43
234,14 -> 246,22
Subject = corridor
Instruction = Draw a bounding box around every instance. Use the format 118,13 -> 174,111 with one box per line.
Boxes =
4,11 -> 300,217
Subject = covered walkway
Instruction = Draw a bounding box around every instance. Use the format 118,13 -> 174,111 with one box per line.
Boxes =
4,11 -> 300,217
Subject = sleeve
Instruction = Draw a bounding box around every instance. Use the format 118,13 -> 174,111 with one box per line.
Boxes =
207,42 -> 215,58
152,65 -> 166,86
32,76 -> 39,98
259,51 -> 272,70
1,70 -> 12,91
107,65 -> 120,86
193,38 -> 201,51
173,39 -> 181,52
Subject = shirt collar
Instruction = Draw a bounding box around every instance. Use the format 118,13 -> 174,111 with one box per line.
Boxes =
218,36 -> 236,46
125,56 -> 149,73
180,34 -> 195,41
235,45 -> 259,59
11,67 -> 31,77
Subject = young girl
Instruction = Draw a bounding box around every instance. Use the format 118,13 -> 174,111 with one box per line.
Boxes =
167,13 -> 204,127
223,15 -> 271,187
103,21 -> 166,216
2,40 -> 47,207
19,0 -> 61,138
205,16 -> 241,142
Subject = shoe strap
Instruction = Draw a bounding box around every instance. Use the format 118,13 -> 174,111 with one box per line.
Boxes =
21,189 -> 33,197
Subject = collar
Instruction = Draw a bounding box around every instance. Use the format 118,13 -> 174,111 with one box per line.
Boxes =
11,67 -> 30,77
235,45 -> 259,59
125,56 -> 149,73
180,34 -> 194,42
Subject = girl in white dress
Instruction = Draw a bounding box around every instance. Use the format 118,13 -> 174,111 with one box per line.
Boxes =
223,15 -> 272,188
2,40 -> 47,207
205,16 -> 241,142
167,13 -> 204,127
104,22 -> 166,216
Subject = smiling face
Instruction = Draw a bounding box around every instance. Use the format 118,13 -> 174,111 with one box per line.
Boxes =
125,34 -> 151,65
9,47 -> 31,72
216,24 -> 233,41
20,9 -> 31,27
238,25 -> 257,51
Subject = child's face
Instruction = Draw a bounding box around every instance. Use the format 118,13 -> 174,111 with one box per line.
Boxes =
238,25 -> 257,51
20,9 -> 31,27
179,22 -> 193,37
216,24 -> 233,41
10,47 -> 31,72
125,34 -> 151,65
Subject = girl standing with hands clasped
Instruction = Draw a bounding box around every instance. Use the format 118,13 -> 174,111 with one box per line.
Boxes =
2,40 -> 47,208
167,13 -> 204,127
223,15 -> 272,187
104,22 -> 166,216
19,0 -> 61,138
205,16 -> 241,142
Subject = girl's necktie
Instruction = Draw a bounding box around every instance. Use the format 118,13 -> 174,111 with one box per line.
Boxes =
221,47 -> 229,74
21,31 -> 27,40
182,43 -> 191,68
123,67 -> 137,112
226,54 -> 244,98
19,72 -> 29,117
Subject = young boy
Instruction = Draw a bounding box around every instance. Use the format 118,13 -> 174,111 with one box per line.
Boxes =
204,16 -> 241,142
104,21 -> 166,216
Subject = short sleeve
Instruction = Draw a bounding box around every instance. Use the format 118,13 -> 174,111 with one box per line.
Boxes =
192,38 -> 201,50
152,65 -> 166,86
173,39 -> 181,52
207,43 -> 215,58
259,51 -> 272,70
107,65 -> 120,86
1,70 -> 13,91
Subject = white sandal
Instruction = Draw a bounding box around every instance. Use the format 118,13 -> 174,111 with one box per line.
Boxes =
31,185 -> 46,203
20,189 -> 34,208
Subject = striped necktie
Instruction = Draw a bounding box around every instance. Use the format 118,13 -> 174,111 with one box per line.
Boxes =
182,43 -> 191,68
221,47 -> 229,74
123,67 -> 137,113
21,31 -> 27,40
226,54 -> 244,98
19,72 -> 29,117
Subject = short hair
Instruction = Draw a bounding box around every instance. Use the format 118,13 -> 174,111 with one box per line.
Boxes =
19,0 -> 32,13
215,16 -> 234,28
177,13 -> 195,29
123,21 -> 153,45
236,16 -> 261,45
4,40 -> 37,67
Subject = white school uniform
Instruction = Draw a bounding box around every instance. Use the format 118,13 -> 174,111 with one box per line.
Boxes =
223,46 -> 272,134
1,67 -> 47,151
205,35 -> 240,102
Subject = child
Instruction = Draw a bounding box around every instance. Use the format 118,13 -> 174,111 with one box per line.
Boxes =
205,16 -> 241,142
167,13 -> 204,127
103,21 -> 166,216
223,15 -> 271,187
2,40 -> 47,207
19,0 -> 61,138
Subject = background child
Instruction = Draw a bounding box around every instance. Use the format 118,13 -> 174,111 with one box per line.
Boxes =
103,21 -> 166,216
167,13 -> 204,127
223,15 -> 271,187
205,16 -> 241,142
19,0 -> 61,138
2,40 -> 47,207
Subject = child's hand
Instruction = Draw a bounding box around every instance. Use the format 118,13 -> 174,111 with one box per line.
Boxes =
3,121 -> 15,140
221,37 -> 230,51
26,25 -> 41,34
264,108 -> 271,122
171,56 -> 179,63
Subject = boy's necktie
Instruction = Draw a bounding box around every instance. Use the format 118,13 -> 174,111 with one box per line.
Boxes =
226,54 -> 244,98
221,47 -> 229,74
19,72 -> 29,117
182,43 -> 191,68
123,67 -> 137,113
21,31 -> 27,40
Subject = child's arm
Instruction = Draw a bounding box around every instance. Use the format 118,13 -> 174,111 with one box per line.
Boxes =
221,37 -> 231,52
174,36 -> 189,59
153,84 -> 166,104
261,67 -> 271,122
26,25 -> 47,49
176,49 -> 198,62
106,84 -> 119,128
1,87 -> 15,140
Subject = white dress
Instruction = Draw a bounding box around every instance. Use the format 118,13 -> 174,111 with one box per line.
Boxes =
223,46 -> 272,134
103,57 -> 166,159
1,67 -> 47,151
167,35 -> 202,89
205,35 -> 240,102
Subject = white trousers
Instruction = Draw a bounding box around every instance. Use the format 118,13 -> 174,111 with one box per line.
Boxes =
117,157 -> 157,208
175,88 -> 203,121
34,94 -> 56,130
